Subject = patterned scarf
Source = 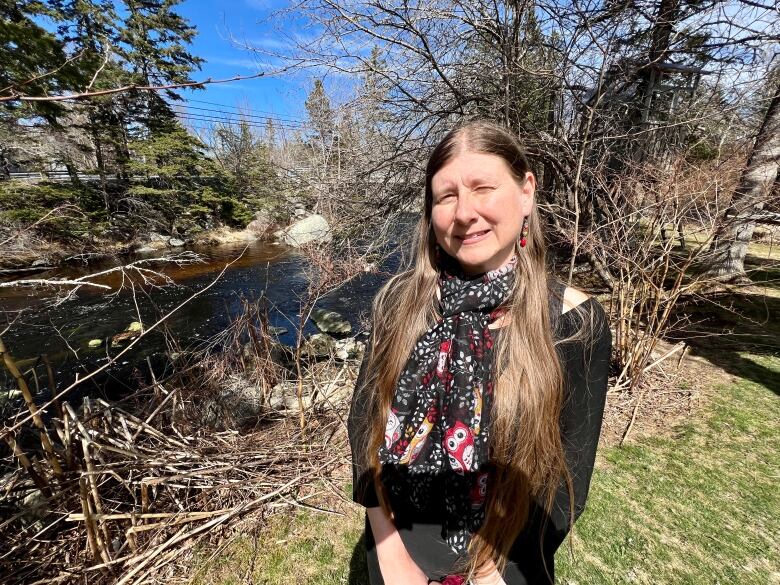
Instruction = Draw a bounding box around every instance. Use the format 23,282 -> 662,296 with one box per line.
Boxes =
378,254 -> 517,555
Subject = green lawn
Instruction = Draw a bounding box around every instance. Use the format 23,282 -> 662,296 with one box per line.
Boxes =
555,353 -> 779,584
190,353 -> 779,584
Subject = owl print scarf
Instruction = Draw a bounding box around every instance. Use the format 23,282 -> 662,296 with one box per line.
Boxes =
377,253 -> 517,556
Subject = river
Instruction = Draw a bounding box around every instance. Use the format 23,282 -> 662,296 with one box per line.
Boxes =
0,232 -> 410,395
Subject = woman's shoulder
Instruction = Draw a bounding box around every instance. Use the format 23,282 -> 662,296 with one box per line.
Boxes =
548,279 -> 609,344
561,286 -> 591,315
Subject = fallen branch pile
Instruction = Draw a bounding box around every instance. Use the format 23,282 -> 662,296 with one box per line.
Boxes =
0,393 -> 350,584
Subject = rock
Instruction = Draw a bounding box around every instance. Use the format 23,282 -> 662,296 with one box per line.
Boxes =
241,339 -> 295,367
279,214 -> 332,246
1,389 -> 23,406
301,332 -> 335,357
111,322 -> 142,347
148,232 -> 170,243
169,238 -> 185,247
293,208 -> 306,218
134,240 -> 168,253
88,339 -> 103,348
245,218 -> 271,234
334,338 -> 365,361
268,379 -> 349,413
310,308 -> 351,334
224,374 -> 266,423
268,325 -> 288,336
31,258 -> 50,268
269,381 -> 308,412
22,490 -> 48,521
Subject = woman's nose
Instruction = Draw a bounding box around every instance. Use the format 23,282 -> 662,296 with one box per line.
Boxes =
453,192 -> 478,224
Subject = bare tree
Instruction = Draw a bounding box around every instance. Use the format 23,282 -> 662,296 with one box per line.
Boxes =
707,66 -> 780,281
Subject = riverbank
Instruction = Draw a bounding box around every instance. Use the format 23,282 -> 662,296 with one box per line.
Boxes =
187,351 -> 780,585
0,223 -> 272,274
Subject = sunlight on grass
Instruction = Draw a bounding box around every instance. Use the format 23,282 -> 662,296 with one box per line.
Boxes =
191,355 -> 779,585
191,508 -> 365,585
556,353 -> 780,584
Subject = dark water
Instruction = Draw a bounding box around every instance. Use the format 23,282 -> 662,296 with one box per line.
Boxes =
0,230 -> 410,394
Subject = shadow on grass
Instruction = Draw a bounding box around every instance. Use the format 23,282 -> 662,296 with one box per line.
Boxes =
348,530 -> 370,585
668,256 -> 780,395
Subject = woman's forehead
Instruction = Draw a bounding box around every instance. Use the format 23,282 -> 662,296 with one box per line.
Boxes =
431,151 -> 509,186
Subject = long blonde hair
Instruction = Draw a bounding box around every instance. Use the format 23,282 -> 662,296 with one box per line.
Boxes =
356,120 -> 579,579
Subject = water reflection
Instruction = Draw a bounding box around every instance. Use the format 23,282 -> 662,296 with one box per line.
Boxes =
0,229 -> 409,390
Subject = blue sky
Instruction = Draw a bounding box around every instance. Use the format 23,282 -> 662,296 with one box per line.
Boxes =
174,0 -> 313,132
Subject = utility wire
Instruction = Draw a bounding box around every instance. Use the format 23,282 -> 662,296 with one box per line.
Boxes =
181,98 -> 305,123
175,112 -> 309,132
173,104 -> 306,127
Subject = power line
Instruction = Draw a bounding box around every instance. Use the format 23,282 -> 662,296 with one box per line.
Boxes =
174,112 -> 309,132
54,95 -> 309,128
172,104 -> 306,127
182,98 -> 305,124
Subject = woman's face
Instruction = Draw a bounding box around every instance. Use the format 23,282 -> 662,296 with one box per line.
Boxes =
430,149 -> 535,276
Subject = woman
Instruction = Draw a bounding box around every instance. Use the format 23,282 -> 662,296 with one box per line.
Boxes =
348,120 -> 611,585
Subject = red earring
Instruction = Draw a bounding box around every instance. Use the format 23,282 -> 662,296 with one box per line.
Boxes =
519,216 -> 529,248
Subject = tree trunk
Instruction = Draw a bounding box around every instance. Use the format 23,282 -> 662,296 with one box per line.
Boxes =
90,127 -> 111,214
0,147 -> 11,179
707,72 -> 780,280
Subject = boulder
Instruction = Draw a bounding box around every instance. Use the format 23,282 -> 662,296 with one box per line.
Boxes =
246,211 -> 272,234
147,232 -> 170,243
168,238 -> 185,247
301,332 -> 335,358
279,214 -> 332,246
88,339 -> 103,348
111,322 -> 142,347
269,381 -> 309,412
134,240 -> 168,253
310,308 -> 351,334
269,379 -> 350,413
334,338 -> 365,361
242,339 -> 295,367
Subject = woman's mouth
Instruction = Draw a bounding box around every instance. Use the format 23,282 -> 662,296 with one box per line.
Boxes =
457,229 -> 490,244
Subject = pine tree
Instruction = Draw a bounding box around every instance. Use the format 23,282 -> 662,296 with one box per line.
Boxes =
305,79 -> 335,148
119,0 -> 203,137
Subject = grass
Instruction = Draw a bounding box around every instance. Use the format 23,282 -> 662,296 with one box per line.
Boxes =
555,353 -> 779,584
190,353 -> 779,585
190,507 -> 366,585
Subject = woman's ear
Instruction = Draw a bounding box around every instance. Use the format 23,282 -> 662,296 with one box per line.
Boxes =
520,171 -> 536,216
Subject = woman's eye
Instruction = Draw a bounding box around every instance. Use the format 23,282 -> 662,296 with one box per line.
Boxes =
436,193 -> 455,203
475,185 -> 494,193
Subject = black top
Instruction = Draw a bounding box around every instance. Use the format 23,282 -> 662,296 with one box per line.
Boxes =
348,279 -> 612,584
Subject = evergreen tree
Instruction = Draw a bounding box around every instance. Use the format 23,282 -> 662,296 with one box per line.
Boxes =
118,0 -> 203,137
305,78 -> 335,148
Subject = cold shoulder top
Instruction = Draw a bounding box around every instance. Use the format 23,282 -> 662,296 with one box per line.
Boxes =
347,279 -> 612,584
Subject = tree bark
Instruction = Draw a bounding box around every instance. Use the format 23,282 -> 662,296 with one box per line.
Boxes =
707,72 -> 780,280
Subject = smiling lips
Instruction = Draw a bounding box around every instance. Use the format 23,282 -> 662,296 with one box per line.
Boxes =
456,229 -> 491,244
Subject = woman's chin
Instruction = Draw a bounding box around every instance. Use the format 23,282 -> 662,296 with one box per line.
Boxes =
453,246 -> 515,275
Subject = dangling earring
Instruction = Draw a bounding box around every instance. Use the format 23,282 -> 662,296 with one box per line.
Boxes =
519,216 -> 529,248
